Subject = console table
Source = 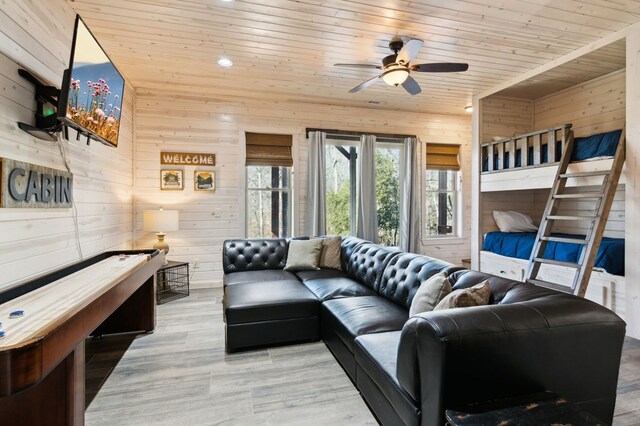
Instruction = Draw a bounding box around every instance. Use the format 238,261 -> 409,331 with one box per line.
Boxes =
0,250 -> 164,426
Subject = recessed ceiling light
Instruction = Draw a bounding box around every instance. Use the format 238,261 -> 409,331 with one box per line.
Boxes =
221,0 -> 234,2
217,57 -> 233,67
464,105 -> 473,112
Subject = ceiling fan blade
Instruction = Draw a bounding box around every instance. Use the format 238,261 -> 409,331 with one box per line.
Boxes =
396,38 -> 424,64
401,76 -> 421,95
412,63 -> 469,73
334,63 -> 381,69
349,75 -> 380,93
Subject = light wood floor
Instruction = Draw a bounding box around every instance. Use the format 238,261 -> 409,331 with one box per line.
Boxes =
85,288 -> 640,425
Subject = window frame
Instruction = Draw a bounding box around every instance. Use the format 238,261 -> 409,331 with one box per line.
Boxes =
245,165 -> 293,239
423,168 -> 462,239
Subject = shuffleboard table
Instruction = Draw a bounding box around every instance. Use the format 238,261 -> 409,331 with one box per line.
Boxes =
0,249 -> 164,425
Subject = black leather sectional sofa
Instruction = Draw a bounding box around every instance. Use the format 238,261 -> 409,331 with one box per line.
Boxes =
222,236 -> 626,425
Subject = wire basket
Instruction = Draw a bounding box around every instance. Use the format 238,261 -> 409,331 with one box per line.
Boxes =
157,262 -> 190,304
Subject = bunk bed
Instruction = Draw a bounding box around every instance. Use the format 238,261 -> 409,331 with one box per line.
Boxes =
480,125 -> 626,192
482,231 -> 625,276
479,125 -> 626,315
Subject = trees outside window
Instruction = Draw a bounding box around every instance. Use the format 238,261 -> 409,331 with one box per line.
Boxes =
425,169 -> 458,236
246,166 -> 291,238
325,143 -> 358,236
324,141 -> 401,246
375,145 -> 401,246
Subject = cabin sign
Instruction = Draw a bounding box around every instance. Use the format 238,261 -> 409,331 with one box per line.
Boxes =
0,158 -> 73,208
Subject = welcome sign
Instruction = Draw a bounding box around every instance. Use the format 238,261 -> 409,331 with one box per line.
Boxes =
161,151 -> 215,166
0,158 -> 73,208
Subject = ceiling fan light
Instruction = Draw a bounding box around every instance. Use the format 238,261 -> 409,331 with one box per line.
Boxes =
382,68 -> 409,86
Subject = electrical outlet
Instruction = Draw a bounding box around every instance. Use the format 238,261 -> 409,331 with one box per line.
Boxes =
193,259 -> 200,269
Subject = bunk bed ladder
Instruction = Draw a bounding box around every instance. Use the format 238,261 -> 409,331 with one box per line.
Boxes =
524,127 -> 626,297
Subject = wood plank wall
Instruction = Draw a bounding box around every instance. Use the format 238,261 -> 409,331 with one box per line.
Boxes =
0,2 -> 136,290
480,96 -> 534,235
481,96 -> 533,142
624,28 -> 640,338
134,90 -> 471,285
534,69 -> 626,137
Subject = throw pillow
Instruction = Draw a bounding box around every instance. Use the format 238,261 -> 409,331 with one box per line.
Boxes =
318,236 -> 342,270
433,280 -> 491,311
493,210 -> 538,232
284,239 -> 323,271
409,272 -> 451,317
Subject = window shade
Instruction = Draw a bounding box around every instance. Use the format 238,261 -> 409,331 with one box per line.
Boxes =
426,143 -> 460,171
245,132 -> 293,167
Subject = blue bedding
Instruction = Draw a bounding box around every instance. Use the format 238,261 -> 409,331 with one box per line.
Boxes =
483,231 -> 625,276
482,129 -> 622,172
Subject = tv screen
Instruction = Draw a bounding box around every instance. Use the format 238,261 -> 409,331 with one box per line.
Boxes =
58,15 -> 125,147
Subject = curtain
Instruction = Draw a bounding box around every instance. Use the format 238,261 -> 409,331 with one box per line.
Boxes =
306,131 -> 326,236
399,137 -> 419,252
357,134 -> 377,242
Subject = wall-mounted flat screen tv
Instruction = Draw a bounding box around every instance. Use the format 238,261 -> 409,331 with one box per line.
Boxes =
58,15 -> 125,147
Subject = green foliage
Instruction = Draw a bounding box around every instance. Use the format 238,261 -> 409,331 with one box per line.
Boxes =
326,183 -> 351,235
376,150 -> 400,246
324,145 -> 401,246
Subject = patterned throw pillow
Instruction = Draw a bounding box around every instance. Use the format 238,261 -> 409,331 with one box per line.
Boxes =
284,239 -> 323,271
409,271 -> 451,317
433,280 -> 491,311
318,236 -> 342,270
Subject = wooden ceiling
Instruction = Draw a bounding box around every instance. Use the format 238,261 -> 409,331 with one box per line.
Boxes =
69,0 -> 640,115
494,39 -> 627,100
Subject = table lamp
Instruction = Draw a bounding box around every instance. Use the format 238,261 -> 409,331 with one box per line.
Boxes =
143,209 -> 179,264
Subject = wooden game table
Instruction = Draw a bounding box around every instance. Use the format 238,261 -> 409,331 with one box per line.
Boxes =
0,250 -> 164,425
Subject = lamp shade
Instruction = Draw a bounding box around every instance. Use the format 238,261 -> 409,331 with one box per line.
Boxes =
382,68 -> 409,86
143,209 -> 179,232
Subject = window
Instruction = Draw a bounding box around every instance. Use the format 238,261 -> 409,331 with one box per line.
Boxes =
245,132 -> 293,238
323,137 -> 403,245
246,166 -> 291,238
425,144 -> 460,237
325,141 -> 358,235
375,144 -> 401,246
425,170 -> 459,236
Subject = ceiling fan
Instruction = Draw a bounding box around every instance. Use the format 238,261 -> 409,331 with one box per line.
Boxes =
334,37 -> 469,95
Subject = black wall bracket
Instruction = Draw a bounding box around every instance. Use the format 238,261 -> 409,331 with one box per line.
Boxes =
17,69 -> 65,141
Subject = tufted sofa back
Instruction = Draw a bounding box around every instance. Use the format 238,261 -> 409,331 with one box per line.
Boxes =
340,236 -> 368,272
346,242 -> 399,289
223,239 -> 288,274
377,253 -> 456,309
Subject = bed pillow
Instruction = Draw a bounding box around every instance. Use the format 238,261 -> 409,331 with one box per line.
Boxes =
318,236 -> 342,270
493,210 -> 538,232
409,272 -> 451,317
284,239 -> 323,271
433,281 -> 491,311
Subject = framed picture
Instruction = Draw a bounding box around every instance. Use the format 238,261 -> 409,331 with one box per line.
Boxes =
160,169 -> 183,190
194,170 -> 215,191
